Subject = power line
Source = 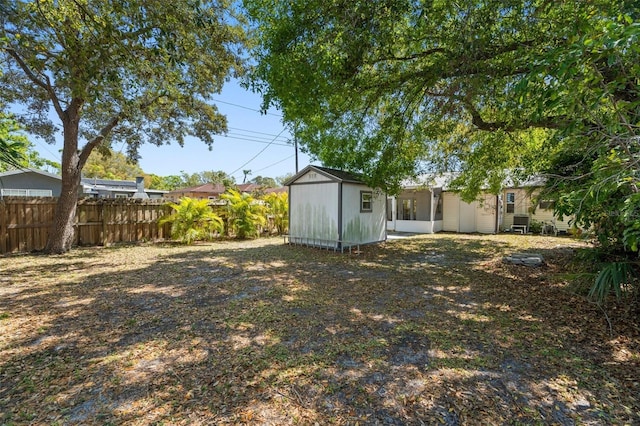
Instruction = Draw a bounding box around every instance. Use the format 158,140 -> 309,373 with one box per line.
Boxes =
227,126 -> 289,139
220,134 -> 292,147
229,127 -> 287,176
252,154 -> 295,173
212,98 -> 283,117
34,139 -> 61,161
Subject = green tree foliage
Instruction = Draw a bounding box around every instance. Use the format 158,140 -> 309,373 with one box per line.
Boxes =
146,174 -> 183,191
263,191 -> 288,234
1,0 -> 245,253
275,173 -> 294,186
83,149 -> 145,180
251,175 -> 277,188
221,189 -> 266,239
0,112 -> 58,172
144,170 -> 236,191
160,197 -> 223,244
538,16 -> 640,255
179,170 -> 236,188
246,0 -> 640,303
0,112 -> 27,170
245,0 -> 637,194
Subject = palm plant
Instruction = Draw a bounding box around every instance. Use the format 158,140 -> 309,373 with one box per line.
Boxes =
221,189 -> 266,239
160,197 -> 223,244
263,191 -> 288,235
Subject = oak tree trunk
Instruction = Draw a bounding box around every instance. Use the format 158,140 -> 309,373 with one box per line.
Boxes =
44,106 -> 83,254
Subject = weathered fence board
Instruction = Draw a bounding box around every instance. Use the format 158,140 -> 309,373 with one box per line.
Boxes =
0,197 -> 172,254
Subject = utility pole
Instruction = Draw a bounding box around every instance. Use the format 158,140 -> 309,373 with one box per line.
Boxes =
294,123 -> 299,173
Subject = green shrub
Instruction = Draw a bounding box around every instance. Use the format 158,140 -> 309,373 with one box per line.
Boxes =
160,197 -> 223,244
263,191 -> 288,235
590,262 -> 638,304
221,189 -> 267,239
529,219 -> 543,234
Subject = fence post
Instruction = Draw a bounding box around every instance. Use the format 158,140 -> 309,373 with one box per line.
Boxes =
0,200 -> 6,254
101,202 -> 109,246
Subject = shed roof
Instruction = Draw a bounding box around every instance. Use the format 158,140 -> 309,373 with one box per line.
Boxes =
284,165 -> 365,186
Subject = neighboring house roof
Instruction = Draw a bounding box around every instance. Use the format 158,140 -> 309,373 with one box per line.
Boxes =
0,169 -> 166,196
264,186 -> 288,194
0,168 -> 62,181
167,183 -> 227,196
168,182 -> 278,196
81,177 -> 137,189
284,165 -> 365,186
236,183 -> 261,193
80,177 -> 167,196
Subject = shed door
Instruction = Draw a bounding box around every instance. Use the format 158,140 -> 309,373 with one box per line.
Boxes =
458,200 -> 477,233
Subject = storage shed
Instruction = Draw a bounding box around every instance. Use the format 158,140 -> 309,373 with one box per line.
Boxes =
284,165 -> 386,250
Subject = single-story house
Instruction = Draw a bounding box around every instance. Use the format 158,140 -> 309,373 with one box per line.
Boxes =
166,182 -> 265,200
0,168 -> 63,197
386,175 -> 500,234
0,169 -> 167,199
167,182 -> 227,200
501,185 -> 573,233
81,176 -> 167,199
284,165 -> 386,250
386,174 -> 574,235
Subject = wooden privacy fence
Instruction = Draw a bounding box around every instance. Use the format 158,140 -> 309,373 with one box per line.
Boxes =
0,197 -> 173,254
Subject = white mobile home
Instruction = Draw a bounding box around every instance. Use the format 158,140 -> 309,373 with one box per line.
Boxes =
386,174 -> 499,235
386,173 -> 573,235
442,192 -> 500,234
285,166 -> 386,249
502,187 -> 573,233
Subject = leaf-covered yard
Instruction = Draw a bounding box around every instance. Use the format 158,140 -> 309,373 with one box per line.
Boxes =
1,234 -> 638,424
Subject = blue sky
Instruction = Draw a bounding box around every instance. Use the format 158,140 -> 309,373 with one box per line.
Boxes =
31,79 -> 312,182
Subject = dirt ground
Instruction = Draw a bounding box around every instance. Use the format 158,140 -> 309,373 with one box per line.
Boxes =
1,234 -> 638,425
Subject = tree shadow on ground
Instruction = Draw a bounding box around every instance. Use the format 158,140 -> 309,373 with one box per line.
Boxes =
1,235 -> 638,424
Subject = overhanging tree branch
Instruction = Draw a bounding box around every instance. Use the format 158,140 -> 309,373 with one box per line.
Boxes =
5,48 -> 65,119
78,114 -> 121,167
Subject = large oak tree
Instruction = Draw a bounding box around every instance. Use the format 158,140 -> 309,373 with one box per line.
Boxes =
245,0 -> 639,254
245,0 -> 638,193
1,0 -> 244,253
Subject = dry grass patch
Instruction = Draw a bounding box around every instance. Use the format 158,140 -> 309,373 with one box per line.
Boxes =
0,234 -> 638,424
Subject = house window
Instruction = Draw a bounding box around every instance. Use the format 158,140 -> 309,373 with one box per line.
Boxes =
115,193 -> 128,199
398,198 -> 417,220
506,192 -> 515,213
539,200 -> 554,210
386,198 -> 393,221
360,191 -> 373,212
0,189 -> 53,197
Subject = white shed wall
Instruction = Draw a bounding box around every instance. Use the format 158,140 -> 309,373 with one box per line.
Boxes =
341,184 -> 386,244
289,182 -> 339,248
